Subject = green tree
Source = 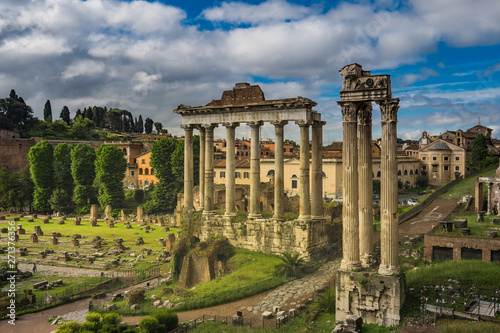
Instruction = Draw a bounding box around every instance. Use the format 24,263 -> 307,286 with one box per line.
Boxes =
136,115 -> 143,133
95,145 -> 127,208
467,134 -> 496,172
275,252 -> 305,278
373,179 -> 381,195
43,100 -> 52,122
145,138 -> 179,213
0,89 -> 35,134
16,165 -> 34,212
0,168 -> 15,210
71,143 -> 96,212
144,117 -> 154,134
416,175 -> 429,188
71,115 -> 95,140
84,107 -> 94,121
53,142 -> 74,199
59,106 -> 70,125
154,122 -> 163,134
28,140 -> 54,212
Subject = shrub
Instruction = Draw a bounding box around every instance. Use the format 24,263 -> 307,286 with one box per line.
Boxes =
138,317 -> 159,333
55,320 -> 81,333
153,309 -> 178,332
103,312 -> 121,325
315,288 -> 336,314
126,289 -> 145,305
134,189 -> 144,203
81,320 -> 101,332
86,312 -> 102,323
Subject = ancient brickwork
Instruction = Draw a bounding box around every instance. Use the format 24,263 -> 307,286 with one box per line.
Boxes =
424,234 -> 500,262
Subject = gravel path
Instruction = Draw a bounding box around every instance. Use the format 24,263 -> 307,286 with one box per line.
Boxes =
19,263 -> 117,278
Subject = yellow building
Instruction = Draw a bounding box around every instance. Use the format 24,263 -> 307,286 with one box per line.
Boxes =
418,139 -> 466,186
136,151 -> 158,188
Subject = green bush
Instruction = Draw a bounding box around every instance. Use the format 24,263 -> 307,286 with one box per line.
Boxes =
153,309 -> 178,332
138,317 -> 159,333
103,312 -> 121,325
81,320 -> 101,332
315,288 -> 335,314
134,189 -> 144,203
56,320 -> 81,333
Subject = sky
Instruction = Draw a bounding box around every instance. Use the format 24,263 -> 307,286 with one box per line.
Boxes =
1,0 -> 500,143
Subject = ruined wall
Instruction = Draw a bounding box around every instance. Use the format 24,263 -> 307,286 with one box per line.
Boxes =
199,215 -> 329,260
0,138 -> 34,171
178,255 -> 212,288
424,234 -> 500,262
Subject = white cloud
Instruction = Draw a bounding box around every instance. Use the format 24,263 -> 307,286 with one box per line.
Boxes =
402,129 -> 422,141
0,33 -> 71,56
401,68 -> 440,85
61,60 -> 105,80
202,0 -> 313,24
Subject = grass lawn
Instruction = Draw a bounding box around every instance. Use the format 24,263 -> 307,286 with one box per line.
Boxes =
439,168 -> 496,199
433,212 -> 499,238
1,216 -> 178,270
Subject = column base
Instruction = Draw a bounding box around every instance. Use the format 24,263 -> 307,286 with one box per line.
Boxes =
298,214 -> 311,221
224,212 -> 236,218
273,215 -> 285,221
378,264 -> 400,276
248,214 -> 262,219
202,210 -> 215,216
340,259 -> 362,271
360,254 -> 372,268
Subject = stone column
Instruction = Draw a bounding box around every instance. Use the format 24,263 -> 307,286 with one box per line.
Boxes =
311,121 -> 325,219
198,127 -> 206,210
249,121 -> 263,218
203,124 -> 217,214
358,103 -> 373,267
272,121 -> 288,220
225,122 -> 239,216
182,125 -> 194,212
487,183 -> 493,215
338,102 -> 361,271
298,121 -> 311,220
378,99 -> 400,276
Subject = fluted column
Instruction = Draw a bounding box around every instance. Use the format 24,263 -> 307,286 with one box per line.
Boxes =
339,102 -> 361,271
311,121 -> 325,219
358,103 -> 373,268
298,121 -> 311,220
272,120 -> 287,220
225,122 -> 239,216
378,99 -> 400,276
203,124 -> 217,214
487,183 -> 493,215
182,125 -> 194,212
198,127 -> 206,210
249,121 -> 263,218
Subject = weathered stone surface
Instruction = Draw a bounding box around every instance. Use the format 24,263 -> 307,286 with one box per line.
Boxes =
137,206 -> 144,221
262,311 -> 273,319
90,204 -> 99,219
453,219 -> 468,229
105,205 -> 112,219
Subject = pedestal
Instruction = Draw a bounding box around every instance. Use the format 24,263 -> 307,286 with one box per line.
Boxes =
336,270 -> 404,327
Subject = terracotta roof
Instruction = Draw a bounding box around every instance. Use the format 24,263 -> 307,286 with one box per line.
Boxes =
325,142 -> 343,151
214,159 -> 250,168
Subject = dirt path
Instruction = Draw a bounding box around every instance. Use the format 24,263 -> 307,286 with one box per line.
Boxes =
399,198 -> 458,239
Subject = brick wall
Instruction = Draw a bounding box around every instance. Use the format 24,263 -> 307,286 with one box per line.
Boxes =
424,234 -> 500,262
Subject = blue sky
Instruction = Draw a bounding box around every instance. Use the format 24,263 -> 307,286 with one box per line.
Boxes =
0,0 -> 499,143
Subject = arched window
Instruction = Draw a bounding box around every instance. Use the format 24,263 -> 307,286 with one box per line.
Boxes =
377,171 -> 381,178
415,169 -> 419,175
398,170 -> 402,176
145,180 -> 149,186
404,170 -> 408,175
145,168 -> 149,175
410,170 -> 413,175
291,174 -> 298,189
267,169 -> 275,176
151,169 -> 154,175
139,168 -> 143,175
322,171 -> 327,178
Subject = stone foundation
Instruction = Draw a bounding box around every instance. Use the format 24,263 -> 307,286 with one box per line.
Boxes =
199,215 -> 328,260
336,270 -> 404,327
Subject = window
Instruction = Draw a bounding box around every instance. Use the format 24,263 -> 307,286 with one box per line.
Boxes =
444,165 -> 449,171
139,168 -> 143,175
145,168 -> 149,175
140,180 -> 143,186
422,166 -> 427,171
141,159 -> 145,164
398,170 -> 402,176
444,156 -> 449,161
455,166 -> 460,171
267,170 -> 275,176
244,172 -> 249,179
235,172 -> 241,178
422,157 -> 426,161
410,170 -> 413,175
151,169 -> 154,175
432,156 -> 437,161
432,165 -> 438,172
220,171 -> 225,178
404,170 -> 408,175
415,169 -> 419,175
455,156 -> 460,161
377,170 -> 381,177
131,171 -> 134,176
145,180 -> 149,186
123,148 -> 127,155
291,180 -> 298,189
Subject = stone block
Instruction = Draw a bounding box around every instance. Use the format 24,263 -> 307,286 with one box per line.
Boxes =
262,311 -> 273,319
30,235 -> 38,243
477,211 -> 485,222
73,220 -> 81,226
453,219 -> 467,229
459,228 -> 471,235
18,228 -> 25,235
50,237 -> 58,245
439,221 -> 453,232
105,205 -> 112,219
13,217 -> 19,221
491,218 -> 500,225
57,220 -> 65,225
71,239 -> 79,247
487,231 -> 497,238
90,204 -> 99,219
27,219 -> 34,222
42,218 -> 49,224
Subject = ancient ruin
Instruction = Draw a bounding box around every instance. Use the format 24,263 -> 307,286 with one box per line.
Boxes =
335,64 -> 404,326
174,82 -> 328,259
475,164 -> 500,215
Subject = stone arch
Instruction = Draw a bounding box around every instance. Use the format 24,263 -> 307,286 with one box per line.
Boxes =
404,170 -> 408,175
145,168 -> 149,175
377,170 -> 381,178
267,169 -> 275,176
139,168 -> 143,175
410,170 -> 413,175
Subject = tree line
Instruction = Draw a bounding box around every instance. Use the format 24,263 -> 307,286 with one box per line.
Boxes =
0,89 -> 165,139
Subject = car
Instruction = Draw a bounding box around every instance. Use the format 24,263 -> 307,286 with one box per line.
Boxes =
407,198 -> 418,206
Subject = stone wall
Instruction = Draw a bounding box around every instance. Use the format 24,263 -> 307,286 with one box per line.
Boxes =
336,271 -> 405,327
199,215 -> 329,260
423,234 -> 500,262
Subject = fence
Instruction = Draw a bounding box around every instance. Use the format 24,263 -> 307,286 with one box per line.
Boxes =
168,279 -> 336,332
110,267 -> 161,283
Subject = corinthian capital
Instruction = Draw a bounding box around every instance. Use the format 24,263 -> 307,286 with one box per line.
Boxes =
337,101 -> 357,122
378,98 -> 399,123
358,102 -> 373,126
